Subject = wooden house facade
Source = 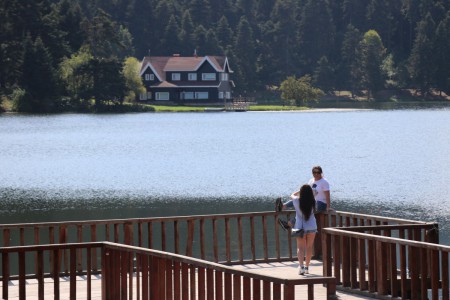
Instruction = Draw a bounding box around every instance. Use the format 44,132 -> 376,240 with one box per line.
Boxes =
139,55 -> 234,104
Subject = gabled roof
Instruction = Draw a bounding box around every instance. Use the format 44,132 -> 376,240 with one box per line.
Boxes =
140,55 -> 232,80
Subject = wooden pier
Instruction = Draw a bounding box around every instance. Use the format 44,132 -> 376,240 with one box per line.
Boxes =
0,210 -> 448,299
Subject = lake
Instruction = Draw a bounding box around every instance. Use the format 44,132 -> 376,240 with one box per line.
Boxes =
1,108 -> 450,244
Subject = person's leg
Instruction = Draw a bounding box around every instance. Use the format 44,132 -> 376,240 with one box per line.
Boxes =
304,233 -> 316,268
296,237 -> 306,274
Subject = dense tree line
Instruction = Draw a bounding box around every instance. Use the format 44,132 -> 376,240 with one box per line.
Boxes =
0,0 -> 449,112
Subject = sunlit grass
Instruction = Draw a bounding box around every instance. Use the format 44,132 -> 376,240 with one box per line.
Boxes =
141,104 -> 207,112
248,105 -> 309,111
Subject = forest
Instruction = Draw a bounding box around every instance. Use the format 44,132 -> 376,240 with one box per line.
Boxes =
0,0 -> 449,112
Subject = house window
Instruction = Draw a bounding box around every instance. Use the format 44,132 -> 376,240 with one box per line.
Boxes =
145,74 -> 154,81
219,92 -> 224,99
188,73 -> 197,81
195,92 -> 209,99
172,73 -> 181,81
226,92 -> 231,99
139,93 -> 147,100
183,92 -> 194,99
147,92 -> 152,100
221,73 -> 229,81
202,73 -> 216,81
156,92 -> 169,100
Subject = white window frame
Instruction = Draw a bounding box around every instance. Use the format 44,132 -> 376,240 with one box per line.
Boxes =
156,92 -> 169,100
147,92 -> 152,100
145,74 -> 154,81
221,73 -> 228,81
172,73 -> 181,81
188,73 -> 197,81
202,73 -> 216,81
226,92 -> 231,99
139,92 -> 147,100
219,92 -> 224,99
195,92 -> 209,99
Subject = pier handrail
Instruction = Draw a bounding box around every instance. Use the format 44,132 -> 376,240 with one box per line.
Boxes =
322,222 -> 447,299
0,210 -> 435,274
1,241 -> 337,299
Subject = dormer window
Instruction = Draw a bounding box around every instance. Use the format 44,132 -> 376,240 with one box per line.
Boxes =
202,73 -> 216,81
221,73 -> 229,81
172,73 -> 181,81
145,74 -> 154,81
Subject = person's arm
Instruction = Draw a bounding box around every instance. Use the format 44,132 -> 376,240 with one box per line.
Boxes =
283,199 -> 294,209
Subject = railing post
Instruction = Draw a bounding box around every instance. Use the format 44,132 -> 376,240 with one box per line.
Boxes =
314,212 -> 325,259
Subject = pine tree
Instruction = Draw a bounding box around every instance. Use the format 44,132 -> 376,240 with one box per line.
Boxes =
359,30 -> 386,99
298,0 -> 336,74
434,12 -> 450,95
179,11 -> 195,55
19,36 -> 60,112
313,56 -> 335,93
408,13 -> 436,95
234,16 -> 257,91
161,15 -> 182,55
216,16 -> 233,50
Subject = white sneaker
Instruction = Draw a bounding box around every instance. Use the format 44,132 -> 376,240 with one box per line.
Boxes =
298,265 -> 305,275
304,266 -> 309,274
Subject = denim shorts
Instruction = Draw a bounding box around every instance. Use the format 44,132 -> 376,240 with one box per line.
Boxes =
316,201 -> 327,212
305,229 -> 318,234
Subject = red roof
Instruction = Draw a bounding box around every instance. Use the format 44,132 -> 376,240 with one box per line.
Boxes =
140,55 -> 231,81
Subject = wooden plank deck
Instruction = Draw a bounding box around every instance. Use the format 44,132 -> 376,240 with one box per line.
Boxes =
2,261 -> 373,299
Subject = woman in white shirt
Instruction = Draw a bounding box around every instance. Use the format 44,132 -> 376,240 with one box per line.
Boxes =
308,166 -> 330,212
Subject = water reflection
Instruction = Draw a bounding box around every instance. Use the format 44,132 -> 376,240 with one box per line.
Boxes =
1,110 -> 450,245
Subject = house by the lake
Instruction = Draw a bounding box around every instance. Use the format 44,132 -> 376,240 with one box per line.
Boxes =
139,55 -> 234,104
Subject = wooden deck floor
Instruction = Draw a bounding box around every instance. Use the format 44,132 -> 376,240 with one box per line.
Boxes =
2,261 -> 374,299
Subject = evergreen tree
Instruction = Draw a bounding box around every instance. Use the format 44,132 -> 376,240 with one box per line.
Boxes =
189,0 -> 211,27
179,10 -> 195,55
216,16 -> 234,50
233,16 -> 257,91
298,0 -> 336,74
204,29 -> 223,55
19,36 -> 60,112
434,12 -> 450,95
408,13 -> 436,95
359,30 -> 386,99
313,56 -> 335,93
270,0 -> 300,78
337,24 -> 361,94
193,25 -> 207,56
342,0 -> 368,31
126,0 -> 154,57
162,15 -> 182,55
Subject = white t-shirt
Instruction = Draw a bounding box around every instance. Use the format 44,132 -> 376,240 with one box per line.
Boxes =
308,177 -> 330,203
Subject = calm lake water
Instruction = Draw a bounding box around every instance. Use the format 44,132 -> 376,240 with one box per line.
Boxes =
1,108 -> 450,244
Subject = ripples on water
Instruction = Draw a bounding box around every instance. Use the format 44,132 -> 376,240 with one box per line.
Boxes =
1,109 -> 450,245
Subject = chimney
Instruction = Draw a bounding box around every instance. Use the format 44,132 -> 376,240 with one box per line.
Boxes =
193,49 -> 198,58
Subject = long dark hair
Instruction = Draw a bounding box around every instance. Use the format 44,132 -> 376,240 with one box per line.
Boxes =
299,184 -> 316,221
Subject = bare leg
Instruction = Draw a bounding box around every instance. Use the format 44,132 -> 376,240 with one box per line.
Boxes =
296,237 -> 306,266
304,233 -> 316,267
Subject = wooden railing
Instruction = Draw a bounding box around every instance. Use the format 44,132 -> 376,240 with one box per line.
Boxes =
0,211 -> 434,274
322,222 -> 447,299
0,242 -> 336,299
